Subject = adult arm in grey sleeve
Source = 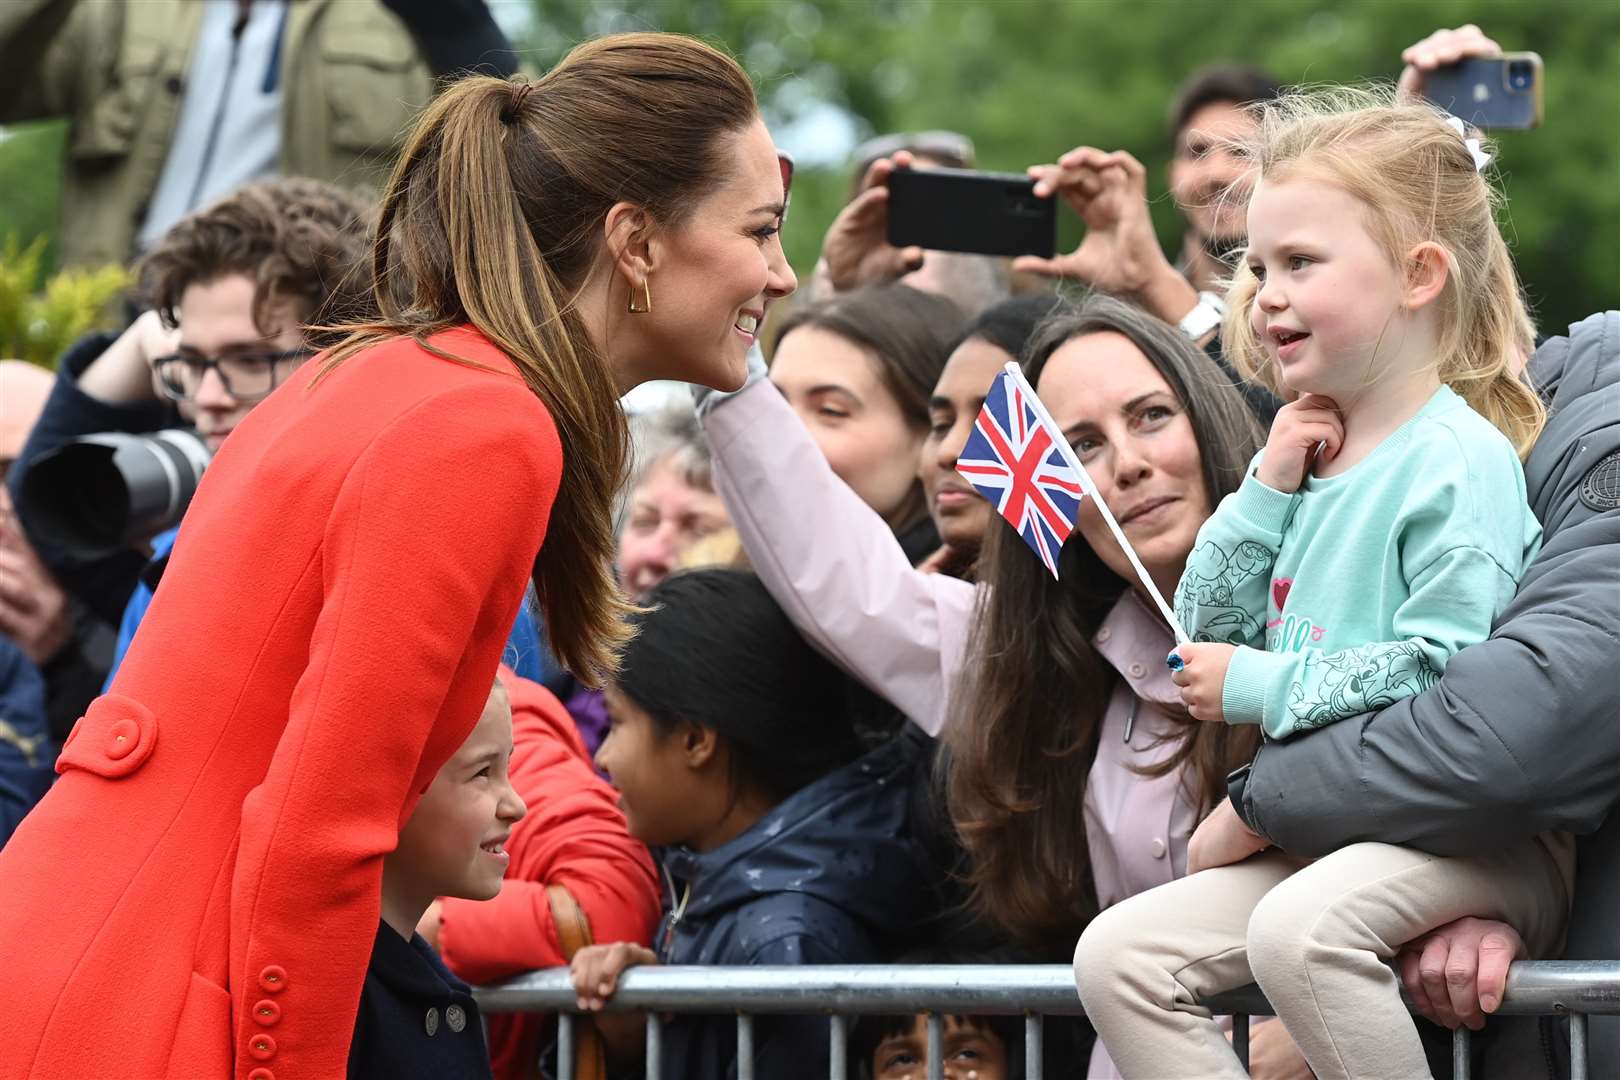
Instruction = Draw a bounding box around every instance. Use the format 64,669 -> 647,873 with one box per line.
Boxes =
1238,509 -> 1620,857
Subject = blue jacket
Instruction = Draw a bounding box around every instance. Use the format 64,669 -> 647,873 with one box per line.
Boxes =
653,734 -> 935,1080
0,638 -> 52,847
106,527 -> 548,689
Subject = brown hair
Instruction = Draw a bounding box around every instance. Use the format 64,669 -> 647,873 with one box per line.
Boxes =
139,178 -> 375,345
772,284 -> 965,534
1221,85 -> 1545,457
943,294 -> 1265,952
319,33 -> 760,682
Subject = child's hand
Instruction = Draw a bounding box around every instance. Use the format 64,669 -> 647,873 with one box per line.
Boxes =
570,942 -> 658,1011
1256,394 -> 1344,493
1187,799 -> 1270,874
1167,642 -> 1236,722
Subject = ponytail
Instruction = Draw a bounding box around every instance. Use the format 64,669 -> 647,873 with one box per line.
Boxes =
317,34 -> 760,682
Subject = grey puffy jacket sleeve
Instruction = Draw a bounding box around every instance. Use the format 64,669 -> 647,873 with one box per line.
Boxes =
1237,313 -> 1620,856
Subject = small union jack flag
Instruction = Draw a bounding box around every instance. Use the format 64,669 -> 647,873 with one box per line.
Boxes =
956,368 -> 1088,578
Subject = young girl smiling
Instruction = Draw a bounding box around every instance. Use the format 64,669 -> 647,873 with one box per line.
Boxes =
1074,87 -> 1566,1080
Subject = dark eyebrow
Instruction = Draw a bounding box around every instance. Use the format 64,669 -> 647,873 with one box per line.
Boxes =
927,395 -> 954,411
1060,393 -> 1174,439
751,201 -> 787,217
177,339 -> 279,355
805,383 -> 858,399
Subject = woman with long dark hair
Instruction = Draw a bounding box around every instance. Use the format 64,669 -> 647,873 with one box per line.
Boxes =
700,293 -> 1266,1075
0,33 -> 794,1080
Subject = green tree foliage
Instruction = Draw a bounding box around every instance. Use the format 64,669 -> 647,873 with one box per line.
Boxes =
518,0 -> 1619,332
1,2 -> 1613,330
0,236 -> 129,369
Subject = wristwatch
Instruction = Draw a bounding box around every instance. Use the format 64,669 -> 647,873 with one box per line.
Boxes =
1177,290 -> 1226,341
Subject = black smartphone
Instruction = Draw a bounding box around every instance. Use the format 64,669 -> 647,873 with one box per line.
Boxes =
1423,53 -> 1544,130
886,167 -> 1056,259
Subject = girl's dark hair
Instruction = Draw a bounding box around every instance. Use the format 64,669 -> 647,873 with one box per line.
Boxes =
959,293 -> 1068,365
772,284 -> 965,534
615,569 -> 866,804
318,33 -> 761,683
942,293 -> 1265,953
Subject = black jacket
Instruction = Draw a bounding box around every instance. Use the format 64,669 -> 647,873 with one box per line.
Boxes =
653,735 -> 935,1080
348,921 -> 492,1080
1233,312 -> 1620,1075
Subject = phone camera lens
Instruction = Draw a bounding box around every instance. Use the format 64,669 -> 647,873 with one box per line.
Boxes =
1507,60 -> 1533,91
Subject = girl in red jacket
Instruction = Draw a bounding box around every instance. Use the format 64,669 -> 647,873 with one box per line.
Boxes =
0,32 -> 794,1080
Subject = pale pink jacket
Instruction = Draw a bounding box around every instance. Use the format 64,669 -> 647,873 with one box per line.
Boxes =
705,379 -> 1200,914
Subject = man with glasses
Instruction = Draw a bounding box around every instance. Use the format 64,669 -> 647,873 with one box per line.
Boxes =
5,178 -> 373,709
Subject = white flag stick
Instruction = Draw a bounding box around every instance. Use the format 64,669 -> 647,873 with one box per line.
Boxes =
1004,362 -> 1191,645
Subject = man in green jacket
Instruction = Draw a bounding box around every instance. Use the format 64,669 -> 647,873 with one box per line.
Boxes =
0,0 -> 516,269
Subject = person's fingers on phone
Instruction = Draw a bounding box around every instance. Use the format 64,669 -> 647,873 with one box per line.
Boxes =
1009,255 -> 1064,279
899,246 -> 925,274
1056,145 -> 1109,171
1026,163 -> 1061,199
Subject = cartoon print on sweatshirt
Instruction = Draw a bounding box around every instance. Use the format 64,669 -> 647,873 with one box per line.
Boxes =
1283,639 -> 1438,731
1173,538 -> 1273,647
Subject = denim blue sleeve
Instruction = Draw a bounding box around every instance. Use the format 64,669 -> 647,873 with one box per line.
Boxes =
0,640 -> 53,847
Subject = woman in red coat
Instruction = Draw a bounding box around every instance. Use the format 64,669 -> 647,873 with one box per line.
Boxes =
0,32 -> 794,1080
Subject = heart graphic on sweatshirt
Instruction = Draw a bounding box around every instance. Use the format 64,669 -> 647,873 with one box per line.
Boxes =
1272,578 -> 1293,611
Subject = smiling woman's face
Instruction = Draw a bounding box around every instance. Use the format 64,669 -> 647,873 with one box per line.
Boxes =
1036,331 -> 1210,594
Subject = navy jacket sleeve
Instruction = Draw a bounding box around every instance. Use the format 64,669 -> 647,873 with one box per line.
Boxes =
0,638 -> 53,846
1238,509 -> 1620,856
7,332 -> 179,626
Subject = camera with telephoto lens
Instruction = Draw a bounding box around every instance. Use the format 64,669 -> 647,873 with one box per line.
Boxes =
18,430 -> 211,559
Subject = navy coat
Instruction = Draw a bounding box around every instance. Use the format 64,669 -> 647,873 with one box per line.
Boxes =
653,734 -> 935,1080
348,921 -> 493,1080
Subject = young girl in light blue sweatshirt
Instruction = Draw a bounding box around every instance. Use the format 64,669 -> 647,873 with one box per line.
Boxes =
1073,86 -> 1570,1080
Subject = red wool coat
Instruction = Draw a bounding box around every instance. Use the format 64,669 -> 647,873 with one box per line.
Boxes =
439,668 -> 660,1080
0,327 -> 561,1079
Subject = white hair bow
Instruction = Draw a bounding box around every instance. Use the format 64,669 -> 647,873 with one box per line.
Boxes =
1444,115 -> 1493,172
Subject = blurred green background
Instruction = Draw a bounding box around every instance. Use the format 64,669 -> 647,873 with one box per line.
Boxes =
2,0 -> 1615,333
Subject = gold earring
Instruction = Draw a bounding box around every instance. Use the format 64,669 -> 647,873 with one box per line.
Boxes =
628,278 -> 652,314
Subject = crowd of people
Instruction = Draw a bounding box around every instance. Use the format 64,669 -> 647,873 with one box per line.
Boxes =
0,7 -> 1615,1080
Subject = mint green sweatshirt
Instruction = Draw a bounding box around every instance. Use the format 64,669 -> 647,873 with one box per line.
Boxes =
1174,385 -> 1543,740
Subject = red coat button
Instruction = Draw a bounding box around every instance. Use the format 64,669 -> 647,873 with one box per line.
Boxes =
252,999 -> 281,1026
248,1070 -> 275,1080
248,1033 -> 277,1060
258,965 -> 287,993
104,718 -> 140,760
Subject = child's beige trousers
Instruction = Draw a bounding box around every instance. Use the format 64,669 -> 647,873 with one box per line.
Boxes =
1074,838 -> 1572,1080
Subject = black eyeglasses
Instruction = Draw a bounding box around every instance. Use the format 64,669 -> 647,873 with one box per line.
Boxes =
151,348 -> 314,404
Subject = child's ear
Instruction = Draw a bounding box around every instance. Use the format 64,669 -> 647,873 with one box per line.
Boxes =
682,722 -> 720,769
1403,242 -> 1451,311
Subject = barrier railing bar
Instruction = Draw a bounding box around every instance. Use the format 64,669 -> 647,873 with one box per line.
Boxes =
1024,1012 -> 1043,1080
476,962 -> 1620,1018
736,1012 -> 754,1080
645,1012 -> 662,1080
927,1010 -> 943,1080
1232,1013 -> 1249,1071
556,1011 -> 574,1080
829,1013 -> 849,1080
1453,1027 -> 1471,1080
1571,1012 -> 1588,1080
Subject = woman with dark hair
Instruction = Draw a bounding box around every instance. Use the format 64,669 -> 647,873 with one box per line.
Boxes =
699,293 -> 1269,1076
570,569 -> 933,1079
0,33 -> 794,1080
917,294 -> 1066,577
770,283 -> 965,564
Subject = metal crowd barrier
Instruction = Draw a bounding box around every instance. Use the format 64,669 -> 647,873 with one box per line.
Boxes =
476,961 -> 1620,1080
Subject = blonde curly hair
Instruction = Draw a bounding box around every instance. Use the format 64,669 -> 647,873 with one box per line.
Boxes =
1220,84 -> 1544,457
